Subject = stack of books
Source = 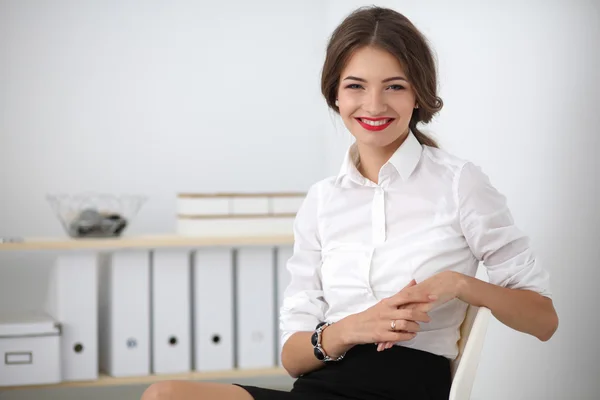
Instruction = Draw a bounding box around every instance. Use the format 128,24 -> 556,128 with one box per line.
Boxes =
176,192 -> 306,237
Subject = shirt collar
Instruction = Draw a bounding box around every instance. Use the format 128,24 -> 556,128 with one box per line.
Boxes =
335,130 -> 423,186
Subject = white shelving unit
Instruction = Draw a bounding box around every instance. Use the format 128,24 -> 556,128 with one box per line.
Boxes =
0,234 -> 294,252
0,234 -> 294,391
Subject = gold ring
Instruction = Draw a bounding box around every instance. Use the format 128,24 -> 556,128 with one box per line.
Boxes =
390,320 -> 396,330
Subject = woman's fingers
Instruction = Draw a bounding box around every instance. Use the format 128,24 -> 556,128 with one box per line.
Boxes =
399,301 -> 435,313
384,318 -> 421,333
389,308 -> 431,324
388,289 -> 437,308
375,319 -> 421,345
377,342 -> 397,351
402,279 -> 417,290
373,282 -> 435,350
380,331 -> 417,343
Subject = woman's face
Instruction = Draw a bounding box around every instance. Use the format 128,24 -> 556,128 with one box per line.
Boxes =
336,46 -> 418,150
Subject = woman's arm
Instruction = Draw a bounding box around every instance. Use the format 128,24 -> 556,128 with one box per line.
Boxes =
403,270 -> 558,342
281,333 -> 323,379
279,183 -> 330,378
455,161 -> 558,340
279,182 -> 367,377
282,325 -> 351,378
457,274 -> 558,341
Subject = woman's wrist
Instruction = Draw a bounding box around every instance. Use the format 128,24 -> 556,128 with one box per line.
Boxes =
320,318 -> 354,359
454,272 -> 474,303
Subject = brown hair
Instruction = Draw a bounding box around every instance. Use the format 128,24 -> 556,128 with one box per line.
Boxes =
321,6 -> 442,148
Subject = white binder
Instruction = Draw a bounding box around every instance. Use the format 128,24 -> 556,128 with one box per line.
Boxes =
192,248 -> 234,372
276,246 -> 293,366
151,249 -> 191,374
235,247 -> 275,369
99,250 -> 150,377
45,251 -> 98,381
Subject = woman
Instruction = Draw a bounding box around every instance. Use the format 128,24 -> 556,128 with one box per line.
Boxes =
142,5 -> 558,400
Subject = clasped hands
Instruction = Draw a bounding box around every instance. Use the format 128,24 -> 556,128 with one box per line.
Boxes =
344,271 -> 464,352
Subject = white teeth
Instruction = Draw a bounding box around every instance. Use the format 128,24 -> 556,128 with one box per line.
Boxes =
360,119 -> 391,126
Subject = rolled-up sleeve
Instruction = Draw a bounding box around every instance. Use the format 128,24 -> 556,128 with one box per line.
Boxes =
457,162 -> 552,298
279,182 -> 328,347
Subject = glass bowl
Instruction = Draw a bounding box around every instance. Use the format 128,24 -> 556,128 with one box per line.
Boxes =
46,193 -> 147,238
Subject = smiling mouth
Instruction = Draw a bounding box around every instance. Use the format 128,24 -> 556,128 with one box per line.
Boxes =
355,117 -> 395,131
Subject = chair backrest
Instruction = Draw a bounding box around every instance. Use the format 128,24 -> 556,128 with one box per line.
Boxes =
449,305 -> 492,400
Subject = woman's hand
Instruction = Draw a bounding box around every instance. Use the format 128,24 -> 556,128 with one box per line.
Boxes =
376,272 -> 466,351
337,281 -> 437,347
404,271 -> 465,309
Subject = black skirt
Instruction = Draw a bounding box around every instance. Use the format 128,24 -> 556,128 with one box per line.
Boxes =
234,344 -> 451,400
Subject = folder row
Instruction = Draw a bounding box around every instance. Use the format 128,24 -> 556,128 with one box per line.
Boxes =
39,245 -> 293,382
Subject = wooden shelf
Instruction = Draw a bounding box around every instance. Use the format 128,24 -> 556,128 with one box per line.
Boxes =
1,367 -> 289,391
0,234 -> 295,252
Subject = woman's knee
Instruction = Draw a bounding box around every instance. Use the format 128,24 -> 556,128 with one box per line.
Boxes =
141,381 -> 178,400
140,379 -> 252,400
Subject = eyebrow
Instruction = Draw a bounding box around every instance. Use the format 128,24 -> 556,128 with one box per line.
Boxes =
343,75 -> 408,83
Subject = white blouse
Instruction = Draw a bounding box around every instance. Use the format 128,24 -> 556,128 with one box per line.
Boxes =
279,131 -> 552,360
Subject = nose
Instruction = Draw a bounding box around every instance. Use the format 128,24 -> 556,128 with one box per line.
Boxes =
363,91 -> 387,115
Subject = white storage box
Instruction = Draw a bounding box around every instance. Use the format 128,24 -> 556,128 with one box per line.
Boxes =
0,312 -> 62,387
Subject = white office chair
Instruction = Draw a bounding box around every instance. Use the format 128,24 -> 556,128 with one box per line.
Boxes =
449,305 -> 492,400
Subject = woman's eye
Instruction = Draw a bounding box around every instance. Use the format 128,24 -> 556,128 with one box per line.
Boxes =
387,85 -> 405,91
344,83 -> 404,91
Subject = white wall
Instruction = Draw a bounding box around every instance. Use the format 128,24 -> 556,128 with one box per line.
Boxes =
1,0 -> 599,398
324,1 -> 599,399
0,0 -> 329,311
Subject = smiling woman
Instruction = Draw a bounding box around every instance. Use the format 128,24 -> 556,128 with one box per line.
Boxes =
140,5 -> 557,400
321,10 -> 443,184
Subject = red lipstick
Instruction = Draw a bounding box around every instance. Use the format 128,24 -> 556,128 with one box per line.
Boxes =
355,117 -> 395,132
